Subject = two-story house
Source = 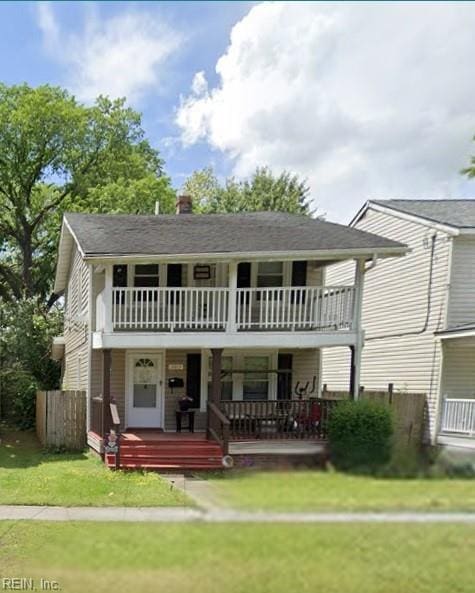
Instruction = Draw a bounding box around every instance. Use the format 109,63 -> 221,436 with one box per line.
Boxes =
51,196 -> 406,469
322,199 -> 475,447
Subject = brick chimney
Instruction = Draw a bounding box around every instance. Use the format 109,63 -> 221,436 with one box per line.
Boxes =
176,195 -> 193,214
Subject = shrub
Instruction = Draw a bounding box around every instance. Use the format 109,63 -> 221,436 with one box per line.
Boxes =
0,369 -> 38,429
328,399 -> 393,471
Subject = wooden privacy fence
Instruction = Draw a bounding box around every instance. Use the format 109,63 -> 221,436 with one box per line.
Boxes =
36,390 -> 87,450
322,384 -> 426,447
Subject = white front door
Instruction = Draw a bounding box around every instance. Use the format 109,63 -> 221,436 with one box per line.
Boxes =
127,354 -> 163,428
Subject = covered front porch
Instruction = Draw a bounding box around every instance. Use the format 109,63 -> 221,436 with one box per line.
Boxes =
88,346 -> 348,469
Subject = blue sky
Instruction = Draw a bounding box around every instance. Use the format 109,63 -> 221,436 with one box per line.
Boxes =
1,1 -> 474,221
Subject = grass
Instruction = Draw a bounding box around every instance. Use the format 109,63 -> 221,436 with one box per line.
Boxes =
0,427 -> 190,507
0,521 -> 474,593
210,470 -> 475,512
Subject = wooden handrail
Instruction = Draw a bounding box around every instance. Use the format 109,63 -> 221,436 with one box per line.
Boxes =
208,401 -> 231,426
207,401 -> 230,455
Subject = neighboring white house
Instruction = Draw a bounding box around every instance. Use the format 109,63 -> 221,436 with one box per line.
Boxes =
51,196 -> 407,469
322,199 -> 475,446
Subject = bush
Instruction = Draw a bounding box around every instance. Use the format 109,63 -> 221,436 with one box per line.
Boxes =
0,369 -> 38,429
328,400 -> 393,471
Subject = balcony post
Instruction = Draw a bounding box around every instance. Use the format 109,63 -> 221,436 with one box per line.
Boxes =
210,348 -> 223,403
104,264 -> 113,333
227,261 -> 238,332
352,258 -> 365,333
350,259 -> 365,399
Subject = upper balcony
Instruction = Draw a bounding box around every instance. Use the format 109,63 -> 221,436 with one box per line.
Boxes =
96,285 -> 355,334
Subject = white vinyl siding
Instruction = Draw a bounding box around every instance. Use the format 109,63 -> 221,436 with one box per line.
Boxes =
322,206 -> 451,441
447,237 -> 475,328
62,245 -> 90,390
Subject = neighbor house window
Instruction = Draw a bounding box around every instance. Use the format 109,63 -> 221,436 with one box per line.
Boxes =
243,356 -> 269,401
208,356 -> 233,401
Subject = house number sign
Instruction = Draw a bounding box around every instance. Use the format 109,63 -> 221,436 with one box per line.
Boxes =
168,363 -> 184,371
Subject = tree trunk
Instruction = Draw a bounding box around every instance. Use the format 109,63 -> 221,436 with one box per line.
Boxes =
20,223 -> 34,298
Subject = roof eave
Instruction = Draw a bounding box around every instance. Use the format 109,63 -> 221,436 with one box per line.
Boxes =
83,246 -> 409,264
353,201 -> 462,235
53,217 -> 84,293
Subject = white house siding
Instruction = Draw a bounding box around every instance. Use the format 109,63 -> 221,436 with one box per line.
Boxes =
441,339 -> 475,399
447,237 -> 475,328
322,206 -> 451,441
62,245 -> 90,390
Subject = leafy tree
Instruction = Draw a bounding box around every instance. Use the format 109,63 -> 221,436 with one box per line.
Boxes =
462,135 -> 475,178
0,84 -> 175,304
182,166 -> 312,215
0,84 -> 176,413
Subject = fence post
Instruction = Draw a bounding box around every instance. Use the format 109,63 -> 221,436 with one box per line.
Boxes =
388,382 -> 394,405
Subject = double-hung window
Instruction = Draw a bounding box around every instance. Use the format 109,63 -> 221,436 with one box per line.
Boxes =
256,262 -> 284,300
134,264 -> 159,301
242,356 -> 270,401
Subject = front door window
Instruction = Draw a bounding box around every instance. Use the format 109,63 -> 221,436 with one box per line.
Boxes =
133,358 -> 157,408
128,355 -> 162,428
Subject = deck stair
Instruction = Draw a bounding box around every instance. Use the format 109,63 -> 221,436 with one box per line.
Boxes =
107,432 -> 224,471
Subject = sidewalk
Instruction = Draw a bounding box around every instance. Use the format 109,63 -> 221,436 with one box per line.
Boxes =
0,505 -> 475,523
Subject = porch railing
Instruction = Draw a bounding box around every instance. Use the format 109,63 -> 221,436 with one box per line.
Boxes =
221,398 -> 339,440
440,398 -> 475,436
109,286 -> 354,332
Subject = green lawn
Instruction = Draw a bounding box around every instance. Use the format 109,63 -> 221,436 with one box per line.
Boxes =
210,470 -> 475,512
0,428 -> 190,507
0,521 -> 473,593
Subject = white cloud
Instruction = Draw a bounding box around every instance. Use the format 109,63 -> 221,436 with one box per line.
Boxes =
176,2 -> 475,221
36,3 -> 181,103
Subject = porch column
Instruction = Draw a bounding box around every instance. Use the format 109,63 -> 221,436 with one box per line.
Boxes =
227,261 -> 238,332
350,259 -> 365,399
210,348 -> 223,403
104,264 -> 113,333
101,348 -> 113,437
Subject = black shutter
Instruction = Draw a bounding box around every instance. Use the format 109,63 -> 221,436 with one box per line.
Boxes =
113,265 -> 128,287
237,262 -> 251,305
237,262 -> 251,287
113,265 -> 127,304
277,353 -> 293,400
167,264 -> 183,287
167,264 -> 182,305
291,261 -> 307,304
186,354 -> 201,408
292,261 -> 307,286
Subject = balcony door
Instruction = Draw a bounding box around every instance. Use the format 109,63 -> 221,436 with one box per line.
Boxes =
127,353 -> 164,428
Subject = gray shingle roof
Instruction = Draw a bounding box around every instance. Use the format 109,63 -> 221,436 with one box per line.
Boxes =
64,211 -> 405,257
372,199 -> 475,229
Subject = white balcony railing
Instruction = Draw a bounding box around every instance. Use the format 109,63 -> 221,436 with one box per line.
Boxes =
236,286 -> 354,331
440,398 -> 475,436
106,285 -> 355,332
112,287 -> 229,331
